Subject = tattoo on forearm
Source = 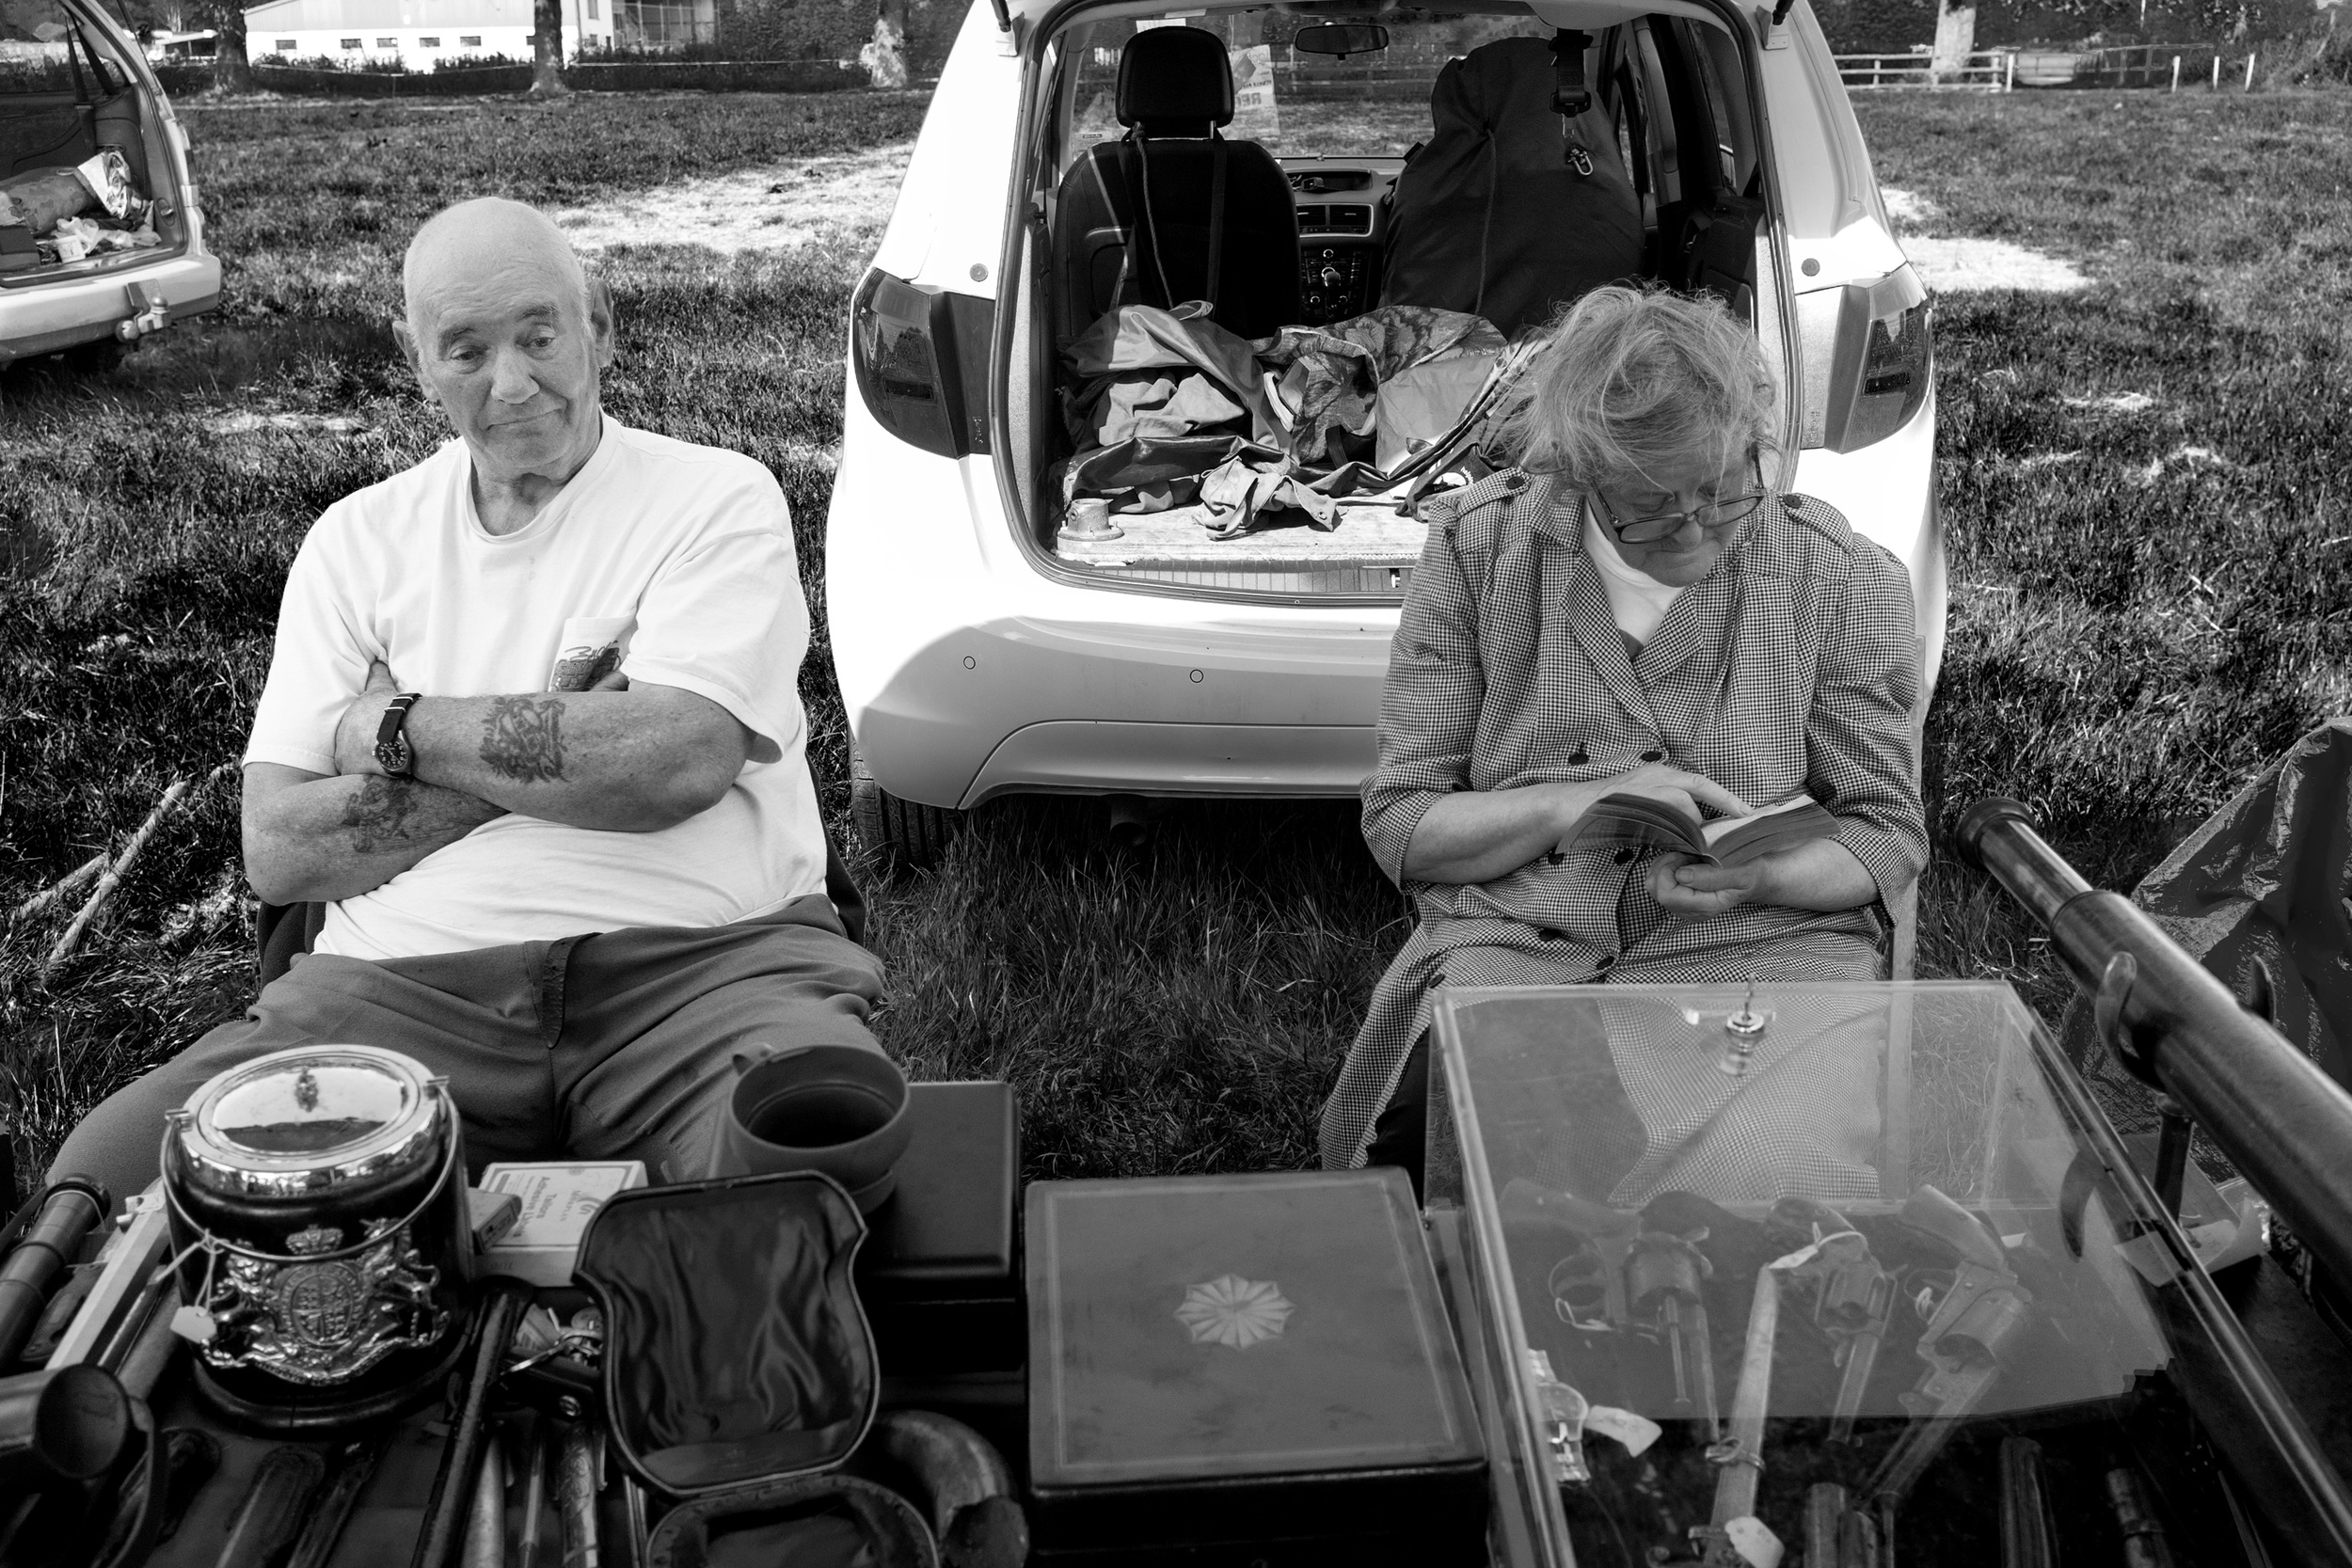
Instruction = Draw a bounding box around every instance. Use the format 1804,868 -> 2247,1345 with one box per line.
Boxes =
480,695 -> 566,784
340,775 -> 427,854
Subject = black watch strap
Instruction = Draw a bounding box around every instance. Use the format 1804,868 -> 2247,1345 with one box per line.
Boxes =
373,691 -> 422,778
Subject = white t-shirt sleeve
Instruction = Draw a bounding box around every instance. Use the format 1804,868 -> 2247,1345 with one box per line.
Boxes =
619,466 -> 805,767
245,515 -> 378,777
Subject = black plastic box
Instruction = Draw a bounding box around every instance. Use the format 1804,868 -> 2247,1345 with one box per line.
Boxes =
1025,1169 -> 1487,1565
854,1080 -> 1023,1377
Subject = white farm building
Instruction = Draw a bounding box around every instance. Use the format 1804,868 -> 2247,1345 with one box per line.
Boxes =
242,0 -> 615,69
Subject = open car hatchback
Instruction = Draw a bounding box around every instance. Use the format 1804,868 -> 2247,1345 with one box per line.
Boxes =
0,0 -> 218,365
828,0 -> 1941,864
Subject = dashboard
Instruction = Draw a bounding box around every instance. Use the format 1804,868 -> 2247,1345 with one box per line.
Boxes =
1281,157 -> 1406,326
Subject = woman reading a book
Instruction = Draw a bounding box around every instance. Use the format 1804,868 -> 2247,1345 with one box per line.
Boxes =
1320,285 -> 1927,1191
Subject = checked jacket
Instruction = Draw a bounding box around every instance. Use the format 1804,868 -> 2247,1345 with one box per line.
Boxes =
1318,467 -> 1928,1171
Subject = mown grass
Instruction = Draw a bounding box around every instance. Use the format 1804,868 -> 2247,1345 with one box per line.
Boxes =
1858,91 -> 2352,1026
6,86 -> 2350,1197
0,90 -> 930,1178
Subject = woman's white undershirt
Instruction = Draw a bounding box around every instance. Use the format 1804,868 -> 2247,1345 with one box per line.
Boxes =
1581,506 -> 1685,648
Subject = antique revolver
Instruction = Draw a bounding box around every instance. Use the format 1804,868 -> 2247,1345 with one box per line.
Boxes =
1503,1180 -> 1721,1437
1766,1197 -> 1897,1443
1627,1227 -> 1720,1441
1867,1188 -> 2034,1508
1502,1178 -> 1642,1331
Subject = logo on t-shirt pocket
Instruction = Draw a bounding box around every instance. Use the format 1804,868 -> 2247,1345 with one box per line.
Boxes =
548,616 -> 633,692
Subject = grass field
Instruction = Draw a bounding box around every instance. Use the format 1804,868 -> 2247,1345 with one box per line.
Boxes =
4,84 -> 2349,1195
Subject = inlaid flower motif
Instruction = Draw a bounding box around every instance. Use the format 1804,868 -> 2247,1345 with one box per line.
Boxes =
1174,1274 -> 1294,1349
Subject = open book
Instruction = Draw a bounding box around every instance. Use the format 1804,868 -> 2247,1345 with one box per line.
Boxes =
1575,791 -> 1839,867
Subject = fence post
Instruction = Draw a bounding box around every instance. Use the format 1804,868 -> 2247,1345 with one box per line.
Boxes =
2211,54 -> 2220,88
2006,50 -> 2016,90
2170,54 -> 2180,91
2246,50 -> 2257,88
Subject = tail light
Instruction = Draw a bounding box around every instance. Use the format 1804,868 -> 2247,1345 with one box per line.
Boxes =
1795,264 -> 1932,452
850,268 -> 994,459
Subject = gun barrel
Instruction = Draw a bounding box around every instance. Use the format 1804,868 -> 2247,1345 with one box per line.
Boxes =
1829,1329 -> 1880,1444
1999,1436 -> 2058,1568
1958,799 -> 2352,1291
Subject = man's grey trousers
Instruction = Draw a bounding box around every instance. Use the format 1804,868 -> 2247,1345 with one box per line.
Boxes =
49,895 -> 886,1206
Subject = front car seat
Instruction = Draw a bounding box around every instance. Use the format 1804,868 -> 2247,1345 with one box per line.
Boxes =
1052,26 -> 1302,343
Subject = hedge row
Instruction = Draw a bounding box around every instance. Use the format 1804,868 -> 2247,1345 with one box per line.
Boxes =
160,56 -> 866,98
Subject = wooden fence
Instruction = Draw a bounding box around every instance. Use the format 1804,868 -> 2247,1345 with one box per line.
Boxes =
1838,43 -> 2262,92
2080,42 -> 2223,86
1836,50 -> 2015,89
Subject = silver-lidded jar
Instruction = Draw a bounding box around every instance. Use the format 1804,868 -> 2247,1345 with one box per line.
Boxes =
163,1044 -> 471,1431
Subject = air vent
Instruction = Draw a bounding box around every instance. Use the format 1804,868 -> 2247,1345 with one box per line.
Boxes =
1328,206 -> 1372,234
1294,204 -> 1328,230
1287,169 -> 1375,193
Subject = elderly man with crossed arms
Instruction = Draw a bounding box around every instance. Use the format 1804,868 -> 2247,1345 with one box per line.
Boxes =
52,197 -> 883,1204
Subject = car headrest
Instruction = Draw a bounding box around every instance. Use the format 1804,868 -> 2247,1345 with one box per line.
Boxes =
1118,25 -> 1233,134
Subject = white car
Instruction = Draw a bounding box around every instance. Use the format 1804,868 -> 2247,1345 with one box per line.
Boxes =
0,0 -> 219,366
829,0 -> 1941,864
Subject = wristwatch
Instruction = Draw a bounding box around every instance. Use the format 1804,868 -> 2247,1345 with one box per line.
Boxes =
373,692 -> 422,778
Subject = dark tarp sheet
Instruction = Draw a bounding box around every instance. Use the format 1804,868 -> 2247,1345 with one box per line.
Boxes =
2061,718 -> 2352,1094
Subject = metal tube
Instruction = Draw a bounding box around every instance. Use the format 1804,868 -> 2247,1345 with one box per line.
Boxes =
554,1420 -> 601,1568
0,1365 -> 133,1488
463,1436 -> 507,1568
412,1280 -> 536,1568
1999,1436 -> 2058,1568
516,1425 -> 548,1568
1958,799 -> 2352,1293
0,1178 -> 107,1367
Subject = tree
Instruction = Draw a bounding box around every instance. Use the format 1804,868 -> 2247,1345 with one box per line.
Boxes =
861,0 -> 911,87
204,0 -> 250,91
1928,0 -> 1976,80
532,0 -> 570,95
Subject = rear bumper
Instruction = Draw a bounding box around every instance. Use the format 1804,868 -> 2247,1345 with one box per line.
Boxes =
963,721 -> 1375,806
0,250 -> 221,362
850,611 -> 1394,811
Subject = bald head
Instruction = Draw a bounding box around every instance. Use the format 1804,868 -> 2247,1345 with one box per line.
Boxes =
395,198 -> 615,496
403,198 -> 590,331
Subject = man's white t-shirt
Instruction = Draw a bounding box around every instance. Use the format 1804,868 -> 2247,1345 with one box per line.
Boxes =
246,420 -> 827,962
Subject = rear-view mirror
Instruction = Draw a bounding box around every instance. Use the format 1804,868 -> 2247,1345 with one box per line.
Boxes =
1291,23 -> 1391,56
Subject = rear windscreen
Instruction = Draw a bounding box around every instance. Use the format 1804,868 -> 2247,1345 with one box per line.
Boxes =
1060,9 -> 1557,165
0,3 -> 128,96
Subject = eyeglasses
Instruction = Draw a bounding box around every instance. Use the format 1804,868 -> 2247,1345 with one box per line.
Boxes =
1591,486 -> 1770,544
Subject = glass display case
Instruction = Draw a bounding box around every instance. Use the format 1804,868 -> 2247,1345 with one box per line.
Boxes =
1428,980 -> 2352,1568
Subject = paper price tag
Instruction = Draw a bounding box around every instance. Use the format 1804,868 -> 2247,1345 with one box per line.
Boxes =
1726,1515 -> 1785,1568
1584,1404 -> 1661,1457
169,1305 -> 217,1344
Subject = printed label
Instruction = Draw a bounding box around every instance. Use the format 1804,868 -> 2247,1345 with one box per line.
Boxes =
548,615 -> 632,692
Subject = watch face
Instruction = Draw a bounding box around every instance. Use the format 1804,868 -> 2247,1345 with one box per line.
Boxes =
374,737 -> 413,777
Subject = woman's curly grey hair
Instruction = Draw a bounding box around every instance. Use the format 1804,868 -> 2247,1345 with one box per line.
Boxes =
1500,284 -> 1779,493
